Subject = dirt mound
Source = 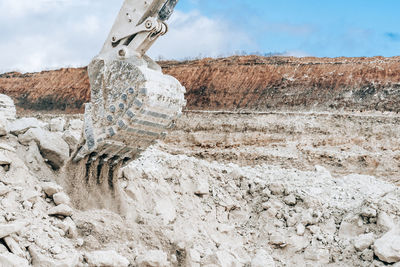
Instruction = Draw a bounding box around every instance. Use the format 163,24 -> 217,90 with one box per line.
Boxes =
1,56 -> 400,113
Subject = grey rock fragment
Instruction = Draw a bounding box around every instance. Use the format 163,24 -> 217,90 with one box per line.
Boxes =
48,204 -> 73,217
41,182 -> 63,197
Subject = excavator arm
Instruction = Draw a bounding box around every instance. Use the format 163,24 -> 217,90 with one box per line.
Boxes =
100,0 -> 178,59
72,0 -> 186,169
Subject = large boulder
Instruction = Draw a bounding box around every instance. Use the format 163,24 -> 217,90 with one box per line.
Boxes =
0,94 -> 16,121
374,227 -> 400,263
19,128 -> 69,169
9,117 -> 47,135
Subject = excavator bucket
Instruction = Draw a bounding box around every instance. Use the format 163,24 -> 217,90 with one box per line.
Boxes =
72,0 -> 185,167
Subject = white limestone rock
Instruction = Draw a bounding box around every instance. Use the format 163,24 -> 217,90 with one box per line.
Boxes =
19,128 -> 69,169
47,204 -> 74,217
48,204 -> 73,217
186,249 -> 201,267
137,250 -> 169,267
374,227 -> 400,263
304,247 -> 330,264
0,185 -> 10,196
0,143 -> 16,152
4,235 -> 25,257
0,252 -> 29,267
0,118 -> 7,136
215,250 -> 240,267
354,233 -> 375,251
361,207 -> 377,218
9,117 -> 46,135
0,221 -> 27,239
62,130 -> 81,150
85,250 -> 130,267
194,178 -> 210,196
0,150 -> 11,165
0,94 -> 16,121
270,233 -> 286,247
41,182 -> 63,197
314,165 -> 332,179
283,194 -> 297,206
251,249 -> 275,267
52,192 -> 71,205
377,211 -> 396,231
49,117 -> 66,132
29,245 -> 79,267
155,196 -> 176,225
296,223 -> 306,236
338,221 -> 364,239
268,182 -> 285,195
68,119 -> 83,130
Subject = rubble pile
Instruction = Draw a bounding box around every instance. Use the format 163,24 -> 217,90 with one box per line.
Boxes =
0,94 -> 399,266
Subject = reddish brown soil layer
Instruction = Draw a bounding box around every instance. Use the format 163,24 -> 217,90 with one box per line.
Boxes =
1,56 -> 400,113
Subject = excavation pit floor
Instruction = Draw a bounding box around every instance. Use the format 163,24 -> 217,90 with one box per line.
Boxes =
0,109 -> 399,267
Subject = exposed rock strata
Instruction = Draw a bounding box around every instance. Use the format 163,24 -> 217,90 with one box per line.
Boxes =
1,56 -> 400,113
0,108 -> 399,266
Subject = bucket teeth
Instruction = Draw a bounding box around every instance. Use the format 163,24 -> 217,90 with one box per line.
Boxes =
72,57 -> 186,167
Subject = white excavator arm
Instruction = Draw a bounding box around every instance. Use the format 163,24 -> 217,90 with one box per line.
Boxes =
72,0 -> 186,176
101,0 -> 177,59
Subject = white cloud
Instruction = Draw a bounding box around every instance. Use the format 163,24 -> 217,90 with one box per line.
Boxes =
0,2 -> 252,73
149,10 -> 254,60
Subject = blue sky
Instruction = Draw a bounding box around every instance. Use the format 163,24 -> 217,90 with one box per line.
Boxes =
177,0 -> 400,57
0,0 -> 399,72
